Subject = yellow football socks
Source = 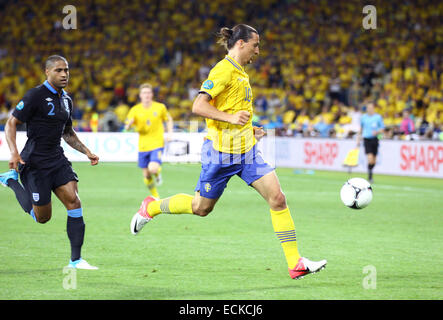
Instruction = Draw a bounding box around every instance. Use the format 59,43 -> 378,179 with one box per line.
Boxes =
148,193 -> 194,218
144,176 -> 159,198
270,207 -> 301,269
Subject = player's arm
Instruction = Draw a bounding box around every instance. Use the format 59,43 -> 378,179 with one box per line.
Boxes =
192,93 -> 250,126
165,112 -> 173,141
124,118 -> 134,131
253,126 -> 266,141
62,125 -> 99,165
4,115 -> 26,171
375,117 -> 385,136
123,107 -> 135,131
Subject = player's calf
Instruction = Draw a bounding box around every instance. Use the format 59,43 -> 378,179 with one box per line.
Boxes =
66,208 -> 85,262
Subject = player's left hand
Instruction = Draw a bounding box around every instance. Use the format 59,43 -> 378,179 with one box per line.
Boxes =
87,153 -> 99,166
253,126 -> 266,141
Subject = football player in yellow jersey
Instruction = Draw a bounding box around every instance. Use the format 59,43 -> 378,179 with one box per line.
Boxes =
124,83 -> 173,198
130,25 -> 326,279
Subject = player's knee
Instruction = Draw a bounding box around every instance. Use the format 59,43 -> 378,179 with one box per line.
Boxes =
269,191 -> 287,210
33,206 -> 52,223
149,168 -> 158,176
36,212 -> 51,224
65,197 -> 81,211
148,163 -> 160,175
192,204 -> 213,217
149,167 -> 160,175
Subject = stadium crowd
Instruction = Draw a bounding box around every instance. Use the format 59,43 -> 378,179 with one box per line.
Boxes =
0,0 -> 442,141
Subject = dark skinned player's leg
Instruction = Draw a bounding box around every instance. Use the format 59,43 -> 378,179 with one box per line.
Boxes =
54,181 -> 84,262
17,165 -> 53,223
31,203 -> 52,223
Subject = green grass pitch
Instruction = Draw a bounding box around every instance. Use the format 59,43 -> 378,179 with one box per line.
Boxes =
0,161 -> 442,300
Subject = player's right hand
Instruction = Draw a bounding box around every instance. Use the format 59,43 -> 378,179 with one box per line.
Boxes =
87,152 -> 100,166
9,153 -> 25,171
229,111 -> 250,126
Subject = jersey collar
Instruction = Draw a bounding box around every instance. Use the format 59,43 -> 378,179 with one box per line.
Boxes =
225,55 -> 245,73
43,80 -> 67,96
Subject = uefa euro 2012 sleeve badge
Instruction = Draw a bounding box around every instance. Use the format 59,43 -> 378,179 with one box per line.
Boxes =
16,101 -> 24,110
202,80 -> 214,90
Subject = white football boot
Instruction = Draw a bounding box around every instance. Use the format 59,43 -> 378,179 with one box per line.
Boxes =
289,257 -> 327,279
130,196 -> 156,235
67,258 -> 98,270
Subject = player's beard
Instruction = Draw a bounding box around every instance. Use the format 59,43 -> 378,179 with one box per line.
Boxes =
48,78 -> 68,90
247,53 -> 256,64
58,79 -> 68,88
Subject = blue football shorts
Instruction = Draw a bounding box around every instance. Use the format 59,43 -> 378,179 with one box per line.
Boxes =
138,148 -> 164,168
194,139 -> 275,199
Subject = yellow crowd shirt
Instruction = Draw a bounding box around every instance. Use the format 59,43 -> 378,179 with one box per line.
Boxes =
199,55 -> 256,154
126,101 -> 169,152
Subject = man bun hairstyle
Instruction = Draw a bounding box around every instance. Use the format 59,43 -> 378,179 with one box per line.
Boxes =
217,24 -> 258,50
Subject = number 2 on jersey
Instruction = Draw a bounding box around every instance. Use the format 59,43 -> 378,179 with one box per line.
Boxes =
47,102 -> 55,116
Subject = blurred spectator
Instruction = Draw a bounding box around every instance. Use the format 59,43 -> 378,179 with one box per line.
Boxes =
187,80 -> 200,101
313,115 -> 333,138
0,106 -> 9,130
114,100 -> 130,124
399,109 -> 416,138
342,105 -> 361,138
266,93 -> 282,118
417,116 -> 433,139
328,71 -> 342,103
254,93 -> 268,114
293,108 -> 310,136
99,108 -> 121,132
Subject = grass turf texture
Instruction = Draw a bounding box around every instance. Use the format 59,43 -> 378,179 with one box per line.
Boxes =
0,161 -> 442,300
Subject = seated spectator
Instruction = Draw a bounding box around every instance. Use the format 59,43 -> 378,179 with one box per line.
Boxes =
313,115 -> 333,138
293,108 -> 310,135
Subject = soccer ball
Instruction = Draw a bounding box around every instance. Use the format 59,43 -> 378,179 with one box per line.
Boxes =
340,177 -> 373,209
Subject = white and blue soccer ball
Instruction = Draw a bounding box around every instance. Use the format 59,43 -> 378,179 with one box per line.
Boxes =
340,177 -> 373,209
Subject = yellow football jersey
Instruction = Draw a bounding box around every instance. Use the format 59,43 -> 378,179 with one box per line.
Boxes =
126,101 -> 169,152
199,55 -> 255,154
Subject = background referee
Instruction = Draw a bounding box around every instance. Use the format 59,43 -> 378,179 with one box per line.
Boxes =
357,102 -> 385,183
